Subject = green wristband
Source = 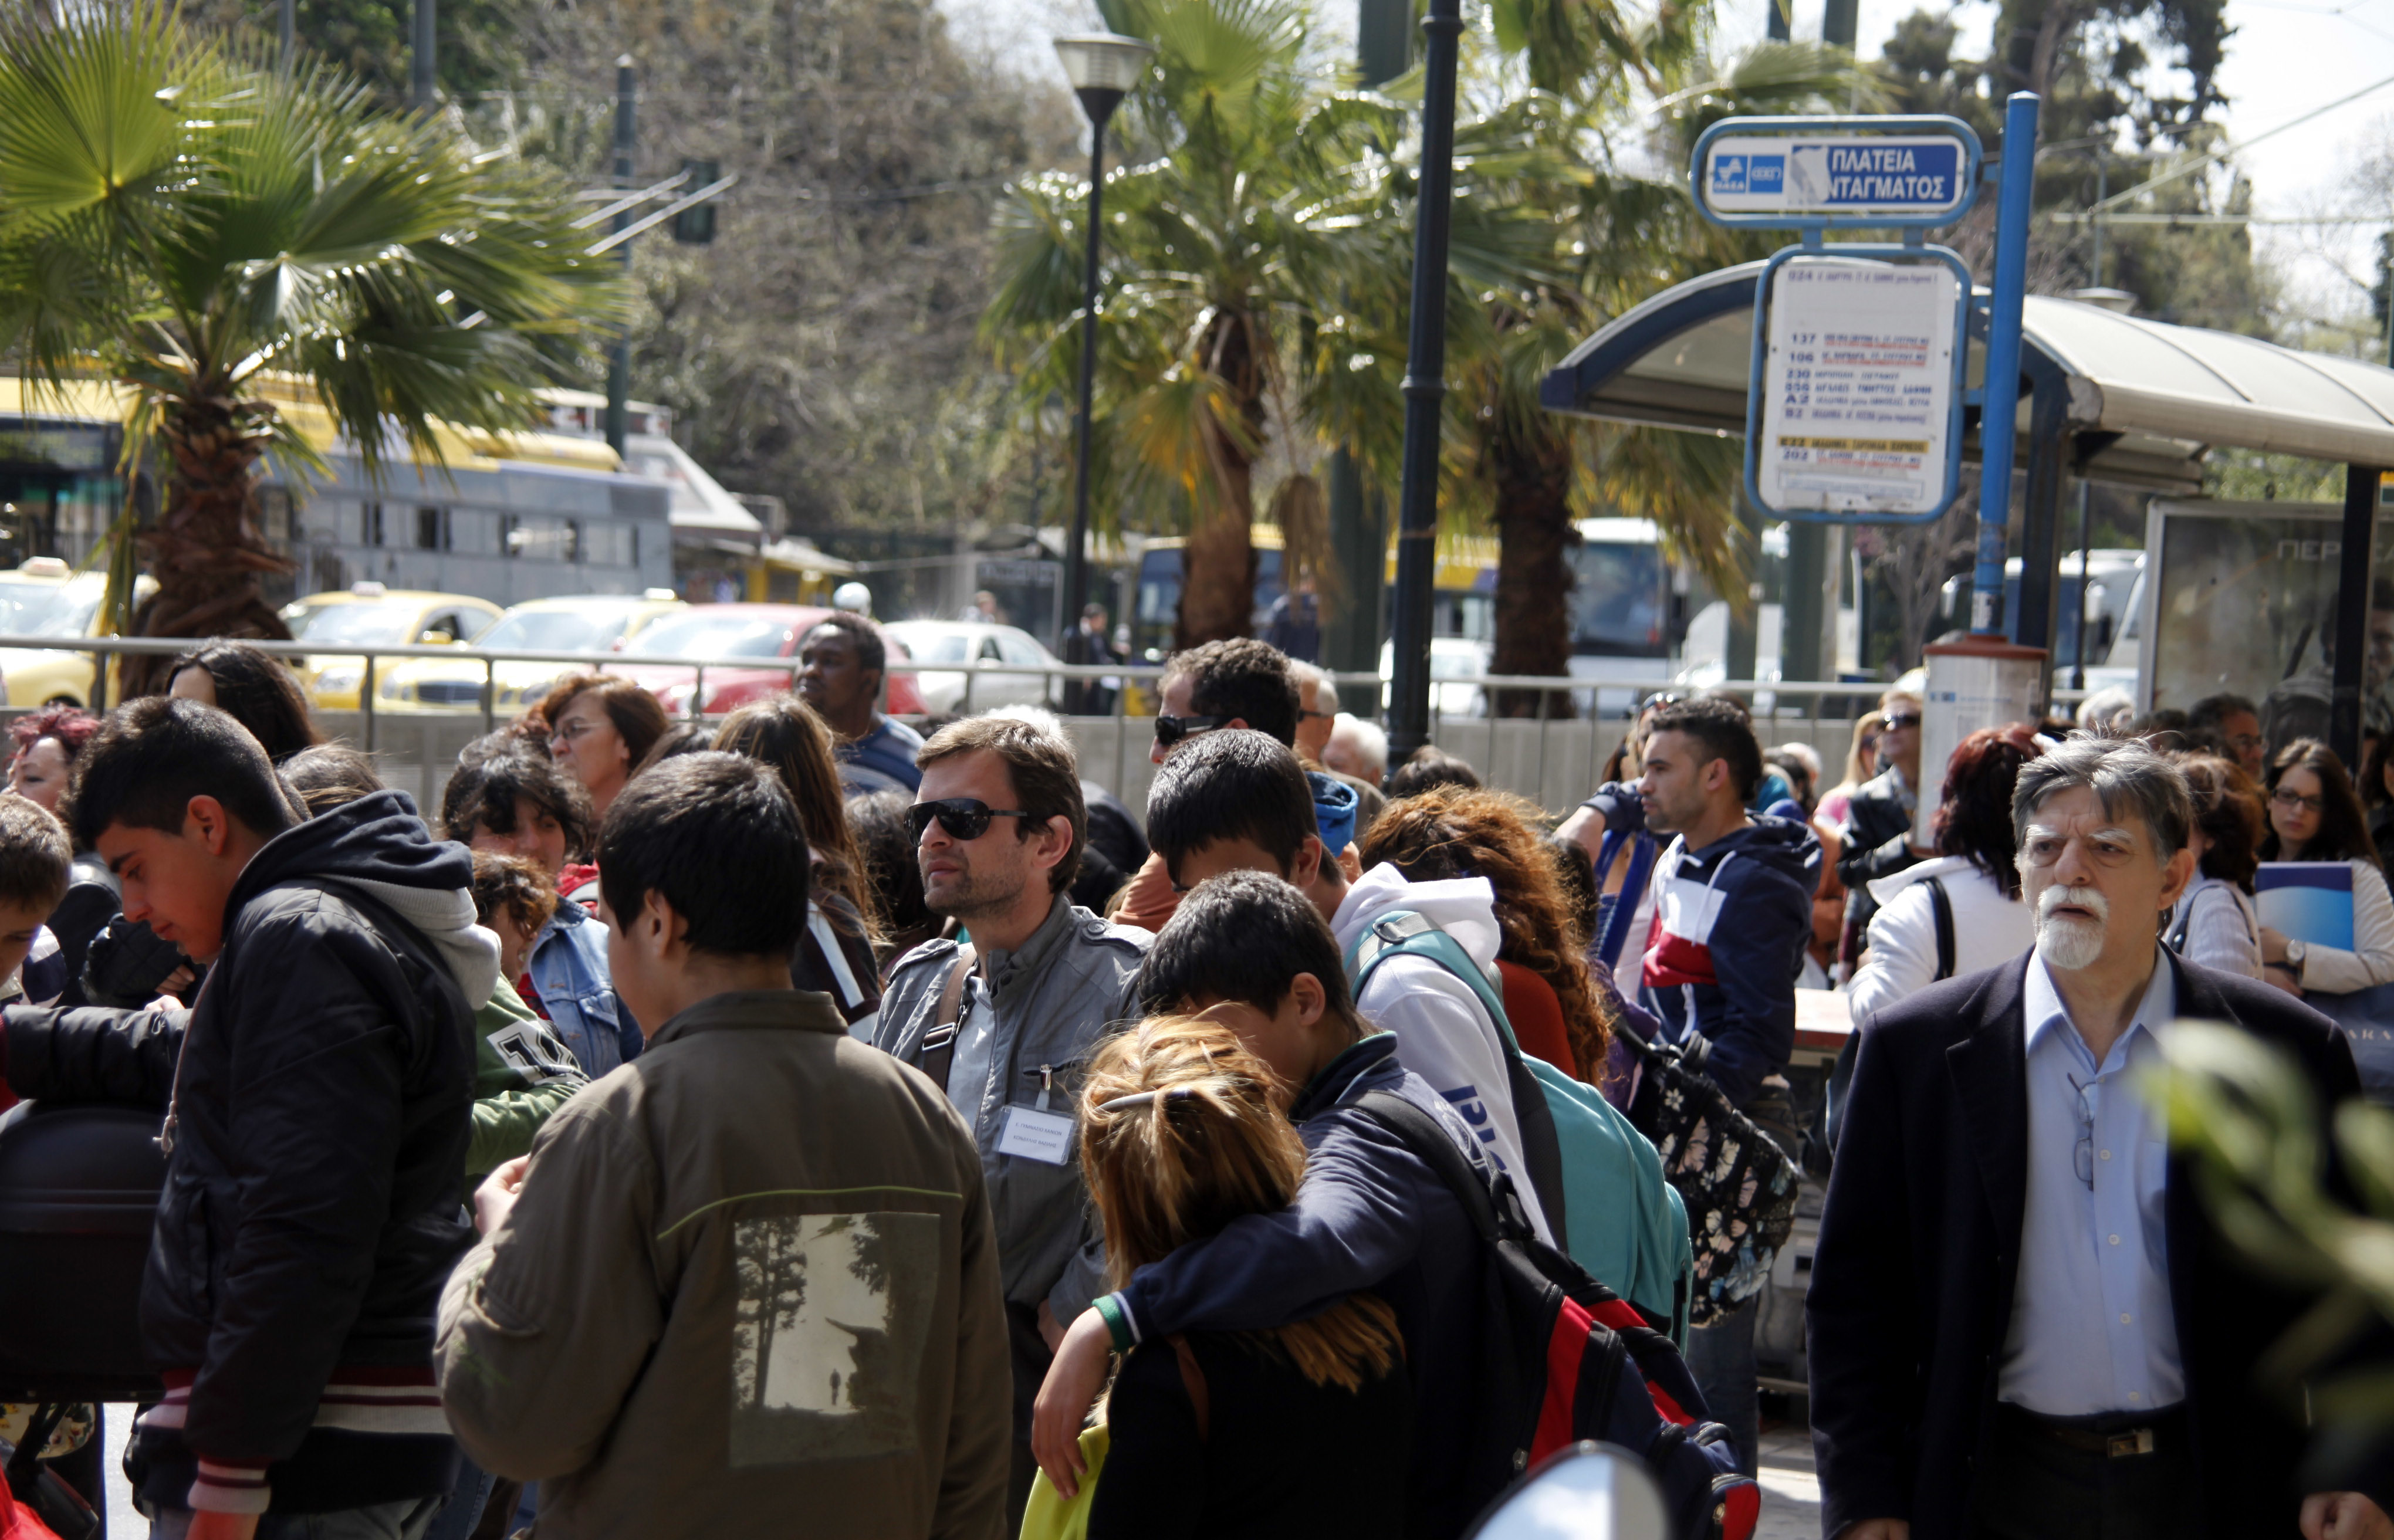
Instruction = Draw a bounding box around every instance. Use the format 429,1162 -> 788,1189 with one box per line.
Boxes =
1093,1293 -> 1135,1352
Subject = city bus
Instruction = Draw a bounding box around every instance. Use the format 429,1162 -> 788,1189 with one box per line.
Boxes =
0,377 -> 675,610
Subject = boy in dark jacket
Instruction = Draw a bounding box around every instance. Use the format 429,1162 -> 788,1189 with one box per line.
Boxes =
1032,872 -> 1504,1540
1,698 -> 495,1540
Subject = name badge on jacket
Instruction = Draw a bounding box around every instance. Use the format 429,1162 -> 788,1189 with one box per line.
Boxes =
995,1105 -> 1075,1165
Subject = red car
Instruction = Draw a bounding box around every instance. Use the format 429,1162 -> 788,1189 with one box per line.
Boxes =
610,603 -> 925,717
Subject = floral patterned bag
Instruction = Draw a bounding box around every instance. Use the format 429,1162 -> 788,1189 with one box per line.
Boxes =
1620,1032 -> 1797,1329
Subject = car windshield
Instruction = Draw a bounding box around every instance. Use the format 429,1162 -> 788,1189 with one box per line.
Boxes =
898,631 -> 971,664
0,580 -> 97,638
625,612 -> 791,659
286,601 -> 425,646
478,609 -> 633,653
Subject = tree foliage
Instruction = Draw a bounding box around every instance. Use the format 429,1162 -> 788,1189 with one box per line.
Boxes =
0,0 -> 618,659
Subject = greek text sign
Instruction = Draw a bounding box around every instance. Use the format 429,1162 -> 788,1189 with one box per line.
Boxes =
1756,259 -> 1959,517
1695,121 -> 1978,228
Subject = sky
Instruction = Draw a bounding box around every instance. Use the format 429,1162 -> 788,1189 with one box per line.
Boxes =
942,0 -> 2394,329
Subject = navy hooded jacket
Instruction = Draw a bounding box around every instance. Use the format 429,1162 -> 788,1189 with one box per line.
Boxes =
1094,1033 -> 1509,1540
1581,783 -> 1819,1106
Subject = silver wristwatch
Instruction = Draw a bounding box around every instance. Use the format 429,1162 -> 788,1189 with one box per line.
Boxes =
2285,938 -> 2309,967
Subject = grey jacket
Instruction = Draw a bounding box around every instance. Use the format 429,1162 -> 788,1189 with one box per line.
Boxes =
871,894 -> 1149,1321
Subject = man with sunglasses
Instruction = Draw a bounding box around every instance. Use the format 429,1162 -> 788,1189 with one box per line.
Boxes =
1811,735 -> 2393,1540
1114,639 -> 1306,933
866,714 -> 1149,1524
1837,690 -> 1929,969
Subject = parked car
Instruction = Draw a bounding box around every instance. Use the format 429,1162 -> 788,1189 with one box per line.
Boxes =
1378,635 -> 1489,718
880,621 -> 1060,714
370,591 -> 686,715
279,585 -> 506,710
0,559 -> 157,709
612,604 -> 926,719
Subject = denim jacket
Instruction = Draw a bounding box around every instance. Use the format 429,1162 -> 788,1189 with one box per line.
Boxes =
525,901 -> 640,1076
871,893 -> 1148,1320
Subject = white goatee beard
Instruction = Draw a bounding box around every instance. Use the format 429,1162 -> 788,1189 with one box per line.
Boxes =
2034,884 -> 2111,971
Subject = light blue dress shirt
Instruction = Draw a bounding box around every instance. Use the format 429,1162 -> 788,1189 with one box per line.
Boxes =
1998,950 -> 2184,1417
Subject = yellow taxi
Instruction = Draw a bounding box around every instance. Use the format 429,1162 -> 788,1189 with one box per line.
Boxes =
279,584 -> 505,710
370,591 -> 685,715
0,558 -> 158,708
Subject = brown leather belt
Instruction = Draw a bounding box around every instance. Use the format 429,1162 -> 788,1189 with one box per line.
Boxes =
1997,1402 -> 2185,1460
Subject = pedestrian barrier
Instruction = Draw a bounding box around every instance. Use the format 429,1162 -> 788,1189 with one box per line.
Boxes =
0,632 -> 2075,817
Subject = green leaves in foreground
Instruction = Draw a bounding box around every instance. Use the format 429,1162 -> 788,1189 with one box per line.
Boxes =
2144,1022 -> 2394,1460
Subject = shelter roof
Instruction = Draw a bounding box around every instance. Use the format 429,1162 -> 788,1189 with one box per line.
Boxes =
1540,259 -> 2394,491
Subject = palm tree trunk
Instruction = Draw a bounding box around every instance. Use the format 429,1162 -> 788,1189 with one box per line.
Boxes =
1489,419 -> 1577,719
123,393 -> 295,695
1174,312 -> 1267,651
1176,490 -> 1257,648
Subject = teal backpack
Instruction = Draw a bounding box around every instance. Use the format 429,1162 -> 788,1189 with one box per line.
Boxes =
1346,911 -> 1694,1339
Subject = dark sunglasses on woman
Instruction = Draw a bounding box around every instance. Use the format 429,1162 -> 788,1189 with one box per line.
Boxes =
1152,713 -> 1229,749
906,798 -> 1035,842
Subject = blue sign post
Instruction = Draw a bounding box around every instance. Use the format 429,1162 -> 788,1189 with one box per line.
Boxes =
1690,109 -> 2038,580
1970,93 -> 2042,636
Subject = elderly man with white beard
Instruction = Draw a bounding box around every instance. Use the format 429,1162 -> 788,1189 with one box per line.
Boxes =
1808,732 -> 2394,1540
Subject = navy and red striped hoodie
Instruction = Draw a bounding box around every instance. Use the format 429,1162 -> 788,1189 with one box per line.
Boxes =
1635,817 -> 1819,1108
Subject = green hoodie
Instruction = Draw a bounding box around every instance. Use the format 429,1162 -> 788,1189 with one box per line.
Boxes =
468,977 -> 589,1181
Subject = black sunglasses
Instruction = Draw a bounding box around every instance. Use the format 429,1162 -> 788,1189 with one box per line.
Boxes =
907,798 -> 1035,842
1153,713 -> 1230,748
1880,712 -> 1922,731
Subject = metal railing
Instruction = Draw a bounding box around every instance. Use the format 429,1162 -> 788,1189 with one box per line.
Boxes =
0,632 -> 2083,813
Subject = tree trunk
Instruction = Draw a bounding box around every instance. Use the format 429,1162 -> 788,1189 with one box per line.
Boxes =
122,391 -> 296,695
1488,420 -> 1578,719
1176,496 -> 1257,649
1172,311 -> 1266,652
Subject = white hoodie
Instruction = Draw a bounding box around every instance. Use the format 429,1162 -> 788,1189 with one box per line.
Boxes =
1330,864 -> 1556,1244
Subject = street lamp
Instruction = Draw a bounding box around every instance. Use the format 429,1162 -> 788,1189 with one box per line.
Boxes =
1385,0 -> 1464,763
1052,32 -> 1154,652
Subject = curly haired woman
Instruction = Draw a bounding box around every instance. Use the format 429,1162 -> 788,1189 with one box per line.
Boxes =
1360,785 -> 1614,1082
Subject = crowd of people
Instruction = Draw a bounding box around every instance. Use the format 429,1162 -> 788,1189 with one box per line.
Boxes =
0,615 -> 2390,1540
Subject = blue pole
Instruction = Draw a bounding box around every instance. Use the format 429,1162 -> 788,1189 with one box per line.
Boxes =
1971,91 -> 2039,635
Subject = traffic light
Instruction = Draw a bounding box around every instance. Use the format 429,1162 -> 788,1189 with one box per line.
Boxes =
673,160 -> 719,245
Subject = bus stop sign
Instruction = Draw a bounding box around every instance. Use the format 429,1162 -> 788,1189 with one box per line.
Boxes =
1693,116 -> 1980,230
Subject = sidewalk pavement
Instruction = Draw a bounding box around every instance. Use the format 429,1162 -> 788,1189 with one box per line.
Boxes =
1757,1420 -> 1822,1540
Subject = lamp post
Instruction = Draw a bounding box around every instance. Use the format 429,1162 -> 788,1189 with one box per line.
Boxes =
1051,33 -> 1154,653
1385,0 -> 1464,763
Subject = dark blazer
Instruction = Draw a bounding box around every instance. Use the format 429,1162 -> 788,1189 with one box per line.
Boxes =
1808,950 -> 2386,1540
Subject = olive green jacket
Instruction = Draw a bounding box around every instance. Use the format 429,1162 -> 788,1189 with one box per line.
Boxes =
436,988 -> 1010,1540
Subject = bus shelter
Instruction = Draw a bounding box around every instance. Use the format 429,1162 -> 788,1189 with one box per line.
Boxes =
1539,259 -> 2394,769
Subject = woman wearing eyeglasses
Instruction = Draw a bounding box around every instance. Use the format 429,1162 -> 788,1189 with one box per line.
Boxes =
2257,738 -> 2394,997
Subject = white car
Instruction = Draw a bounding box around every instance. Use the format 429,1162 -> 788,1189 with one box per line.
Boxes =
882,621 -> 1062,714
1378,636 -> 1489,719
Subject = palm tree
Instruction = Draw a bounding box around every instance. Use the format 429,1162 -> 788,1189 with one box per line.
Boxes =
0,2 -> 619,684
982,0 -> 1412,649
1438,39 -> 1883,713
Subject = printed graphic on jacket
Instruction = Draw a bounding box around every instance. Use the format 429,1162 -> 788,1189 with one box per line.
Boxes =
729,1212 -> 939,1467
485,1021 -> 582,1085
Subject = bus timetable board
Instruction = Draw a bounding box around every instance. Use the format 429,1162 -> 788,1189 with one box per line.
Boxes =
1756,259 -> 1960,517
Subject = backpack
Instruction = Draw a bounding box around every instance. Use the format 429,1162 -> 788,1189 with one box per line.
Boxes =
1619,1034 -> 1798,1329
1345,911 -> 1693,1335
1357,1091 -> 1760,1540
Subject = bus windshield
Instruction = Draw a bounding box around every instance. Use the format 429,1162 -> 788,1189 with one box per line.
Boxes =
1570,540 -> 1666,656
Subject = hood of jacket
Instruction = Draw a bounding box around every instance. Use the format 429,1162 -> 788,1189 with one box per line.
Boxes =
1309,770 -> 1358,854
232,788 -> 499,1008
1331,861 -> 1502,980
1666,814 -> 1820,890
